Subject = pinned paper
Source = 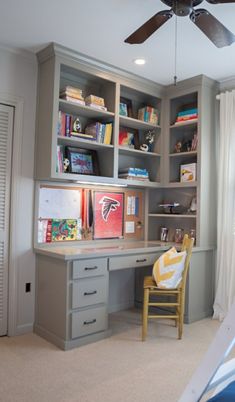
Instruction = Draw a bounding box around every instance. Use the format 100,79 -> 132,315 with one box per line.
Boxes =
125,221 -> 135,234
127,196 -> 136,215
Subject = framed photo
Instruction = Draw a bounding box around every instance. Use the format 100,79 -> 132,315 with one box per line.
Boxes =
120,97 -> 133,118
93,191 -> 124,239
66,147 -> 99,175
119,128 -> 139,149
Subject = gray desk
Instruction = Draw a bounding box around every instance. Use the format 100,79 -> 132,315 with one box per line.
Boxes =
34,241 -> 215,350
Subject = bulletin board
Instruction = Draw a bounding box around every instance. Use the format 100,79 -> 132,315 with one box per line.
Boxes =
38,185 -> 82,243
123,189 -> 144,240
37,184 -> 144,244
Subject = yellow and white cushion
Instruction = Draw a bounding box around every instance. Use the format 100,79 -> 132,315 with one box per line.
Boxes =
152,247 -> 187,289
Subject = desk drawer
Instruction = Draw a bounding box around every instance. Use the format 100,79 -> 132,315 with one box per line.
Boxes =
72,258 -> 107,279
71,306 -> 107,339
72,276 -> 108,309
109,253 -> 159,271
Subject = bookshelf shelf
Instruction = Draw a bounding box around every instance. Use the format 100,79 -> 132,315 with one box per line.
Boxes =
118,178 -> 161,188
148,214 -> 196,218
57,135 -> 114,151
169,151 -> 197,157
170,119 -> 198,129
118,146 -> 160,158
59,99 -> 115,120
168,181 -> 198,187
119,115 -> 160,131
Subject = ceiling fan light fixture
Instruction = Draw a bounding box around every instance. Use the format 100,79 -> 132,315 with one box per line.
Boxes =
133,58 -> 146,65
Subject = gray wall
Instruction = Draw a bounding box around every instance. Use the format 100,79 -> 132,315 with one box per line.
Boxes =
0,46 -> 37,334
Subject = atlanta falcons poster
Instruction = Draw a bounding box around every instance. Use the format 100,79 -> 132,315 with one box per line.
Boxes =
93,192 -> 124,239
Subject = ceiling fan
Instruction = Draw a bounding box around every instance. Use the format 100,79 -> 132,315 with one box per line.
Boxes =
124,0 -> 235,48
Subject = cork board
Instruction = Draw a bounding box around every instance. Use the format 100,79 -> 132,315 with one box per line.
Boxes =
124,189 -> 144,240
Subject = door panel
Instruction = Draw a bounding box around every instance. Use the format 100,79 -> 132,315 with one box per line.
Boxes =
0,104 -> 14,336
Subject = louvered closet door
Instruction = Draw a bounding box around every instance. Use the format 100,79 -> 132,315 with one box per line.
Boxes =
0,104 -> 13,336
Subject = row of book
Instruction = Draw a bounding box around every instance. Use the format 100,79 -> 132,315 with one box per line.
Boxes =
175,108 -> 198,124
60,85 -> 107,111
84,122 -> 112,144
58,111 -> 112,144
118,167 -> 149,181
137,106 -> 159,125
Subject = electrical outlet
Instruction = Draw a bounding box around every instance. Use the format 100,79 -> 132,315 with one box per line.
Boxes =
25,283 -> 31,293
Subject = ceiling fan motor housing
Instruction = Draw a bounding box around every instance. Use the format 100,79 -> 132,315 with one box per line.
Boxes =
161,0 -> 203,16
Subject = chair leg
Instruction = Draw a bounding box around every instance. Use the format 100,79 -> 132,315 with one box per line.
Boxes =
142,288 -> 149,341
178,294 -> 184,339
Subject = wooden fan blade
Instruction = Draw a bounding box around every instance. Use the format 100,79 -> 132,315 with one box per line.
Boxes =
190,9 -> 235,47
206,0 -> 235,3
124,10 -> 173,44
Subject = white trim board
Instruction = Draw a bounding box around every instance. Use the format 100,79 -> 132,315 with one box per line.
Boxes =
0,93 -> 24,336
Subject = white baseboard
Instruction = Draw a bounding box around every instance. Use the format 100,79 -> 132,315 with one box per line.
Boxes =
108,301 -> 134,314
14,323 -> 34,336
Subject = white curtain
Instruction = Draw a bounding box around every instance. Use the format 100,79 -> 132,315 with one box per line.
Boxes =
213,90 -> 235,321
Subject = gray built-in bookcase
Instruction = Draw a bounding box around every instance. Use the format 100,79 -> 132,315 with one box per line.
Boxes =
35,44 -> 163,187
35,43 -> 218,247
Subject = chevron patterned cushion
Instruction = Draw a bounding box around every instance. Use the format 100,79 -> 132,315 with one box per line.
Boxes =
152,247 -> 186,289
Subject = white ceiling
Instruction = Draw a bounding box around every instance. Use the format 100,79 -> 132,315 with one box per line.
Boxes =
0,0 -> 235,85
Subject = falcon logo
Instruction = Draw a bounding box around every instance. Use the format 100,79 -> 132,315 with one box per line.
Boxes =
99,196 -> 120,222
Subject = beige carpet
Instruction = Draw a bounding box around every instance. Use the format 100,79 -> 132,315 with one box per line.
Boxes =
0,310 -> 221,402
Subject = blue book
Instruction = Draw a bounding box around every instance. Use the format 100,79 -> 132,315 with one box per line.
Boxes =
177,108 -> 198,117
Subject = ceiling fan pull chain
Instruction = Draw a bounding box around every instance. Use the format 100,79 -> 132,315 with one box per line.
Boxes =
174,14 -> 178,86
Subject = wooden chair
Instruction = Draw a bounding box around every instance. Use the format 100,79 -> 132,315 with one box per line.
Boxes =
142,234 -> 194,341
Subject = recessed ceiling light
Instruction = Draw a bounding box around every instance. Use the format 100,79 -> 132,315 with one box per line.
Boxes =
133,58 -> 146,65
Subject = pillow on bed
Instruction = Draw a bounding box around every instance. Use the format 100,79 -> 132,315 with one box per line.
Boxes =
207,380 -> 235,401
152,247 -> 186,289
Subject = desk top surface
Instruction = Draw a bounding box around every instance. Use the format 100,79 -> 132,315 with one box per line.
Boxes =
34,241 -> 214,260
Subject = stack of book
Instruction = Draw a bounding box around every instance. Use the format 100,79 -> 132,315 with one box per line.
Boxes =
175,108 -> 198,124
118,167 -> 149,181
85,122 -> 112,144
138,106 -> 159,125
85,94 -> 107,111
60,85 -> 85,105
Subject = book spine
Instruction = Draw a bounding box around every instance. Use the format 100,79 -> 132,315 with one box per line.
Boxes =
65,114 -> 71,137
176,113 -> 198,120
104,123 -> 112,145
97,123 -> 102,143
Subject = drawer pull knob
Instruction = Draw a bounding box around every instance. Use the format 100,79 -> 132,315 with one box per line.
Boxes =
84,291 -> 97,296
136,258 -> 147,263
84,319 -> 96,325
84,266 -> 98,271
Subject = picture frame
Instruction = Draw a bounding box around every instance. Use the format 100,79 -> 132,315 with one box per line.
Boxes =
120,97 -> 133,118
93,191 -> 124,239
66,147 -> 99,175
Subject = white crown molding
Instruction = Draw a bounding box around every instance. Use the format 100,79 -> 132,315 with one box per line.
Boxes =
218,76 -> 235,91
0,43 -> 36,63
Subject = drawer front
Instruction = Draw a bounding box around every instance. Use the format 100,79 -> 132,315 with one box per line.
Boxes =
72,258 -> 107,279
109,253 -> 159,271
71,306 -> 107,339
72,276 -> 108,309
